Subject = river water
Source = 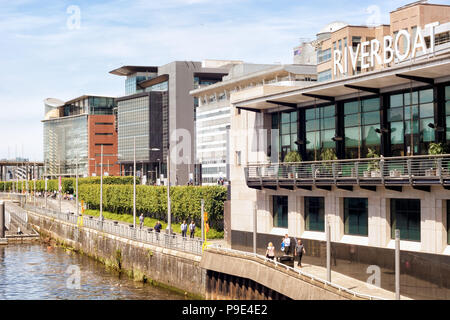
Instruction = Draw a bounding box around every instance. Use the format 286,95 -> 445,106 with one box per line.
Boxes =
0,243 -> 187,300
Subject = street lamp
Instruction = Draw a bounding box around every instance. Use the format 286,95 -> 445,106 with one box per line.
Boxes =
99,146 -> 121,222
131,136 -> 160,228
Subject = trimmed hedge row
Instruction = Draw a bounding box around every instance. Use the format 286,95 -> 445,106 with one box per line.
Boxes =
79,184 -> 227,231
0,176 -> 139,194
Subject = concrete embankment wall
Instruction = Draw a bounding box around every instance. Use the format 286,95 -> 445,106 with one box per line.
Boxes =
27,210 -> 206,298
201,249 -> 350,300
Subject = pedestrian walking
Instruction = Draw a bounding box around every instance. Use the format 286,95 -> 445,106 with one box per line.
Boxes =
282,234 -> 291,255
295,239 -> 306,268
181,220 -> 188,238
266,242 -> 275,260
139,213 -> 144,229
189,220 -> 196,238
154,220 -> 162,233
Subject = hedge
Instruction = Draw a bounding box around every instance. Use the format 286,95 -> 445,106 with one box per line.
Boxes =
79,184 -> 227,231
0,176 -> 139,194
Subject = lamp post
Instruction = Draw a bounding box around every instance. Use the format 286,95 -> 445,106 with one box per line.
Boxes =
100,144 -> 104,221
167,144 -> 171,233
131,136 -> 160,228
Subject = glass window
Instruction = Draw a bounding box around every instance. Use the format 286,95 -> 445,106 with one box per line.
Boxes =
344,98 -> 380,158
420,89 -> 433,104
391,122 -> 404,144
390,199 -> 421,242
318,69 -> 332,82
273,196 -> 288,229
305,197 -> 325,232
362,111 -> 380,125
344,198 -> 368,236
305,104 -> 336,160
362,98 -> 380,112
404,91 -> 418,106
279,111 -> 298,161
390,94 -> 403,108
446,86 -> 450,100
344,101 -> 359,115
390,88 -> 435,156
420,103 -> 434,118
389,107 -> 403,122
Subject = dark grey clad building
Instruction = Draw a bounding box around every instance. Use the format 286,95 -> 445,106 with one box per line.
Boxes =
110,61 -> 233,185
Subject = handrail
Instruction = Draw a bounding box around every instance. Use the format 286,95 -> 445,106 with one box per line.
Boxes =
206,244 -> 387,300
247,153 -> 450,166
246,154 -> 450,183
20,202 -> 204,256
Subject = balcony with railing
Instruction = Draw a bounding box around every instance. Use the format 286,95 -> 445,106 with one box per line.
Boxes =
244,154 -> 450,192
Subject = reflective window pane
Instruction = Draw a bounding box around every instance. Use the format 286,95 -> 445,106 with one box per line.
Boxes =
305,197 -> 325,232
345,127 -> 360,147
362,111 -> 380,125
362,98 -> 379,112
420,103 -> 434,118
344,101 -> 359,114
391,199 -> 421,242
388,107 -> 403,122
420,89 -> 433,104
390,94 -> 403,108
345,114 -> 359,127
391,122 -> 404,144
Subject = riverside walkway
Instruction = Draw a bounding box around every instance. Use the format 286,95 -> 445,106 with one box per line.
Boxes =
1,192 -> 410,300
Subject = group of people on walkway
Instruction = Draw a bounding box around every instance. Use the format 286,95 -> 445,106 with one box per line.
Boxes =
138,213 -> 197,239
265,234 -> 306,268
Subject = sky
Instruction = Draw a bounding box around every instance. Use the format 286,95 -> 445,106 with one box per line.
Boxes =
0,0 -> 449,161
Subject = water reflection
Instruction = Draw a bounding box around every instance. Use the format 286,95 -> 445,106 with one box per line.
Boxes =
0,244 -> 187,300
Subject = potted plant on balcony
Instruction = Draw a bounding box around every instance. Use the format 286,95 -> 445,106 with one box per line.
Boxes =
366,148 -> 381,178
320,149 -> 337,178
283,151 -> 302,179
427,142 -> 445,176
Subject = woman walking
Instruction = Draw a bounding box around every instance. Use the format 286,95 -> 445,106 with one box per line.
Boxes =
266,242 -> 275,260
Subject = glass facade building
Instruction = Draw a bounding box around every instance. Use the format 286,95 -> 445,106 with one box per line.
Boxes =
43,96 -> 117,178
43,115 -> 89,177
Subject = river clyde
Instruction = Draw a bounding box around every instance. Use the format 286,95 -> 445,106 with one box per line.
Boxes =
0,243 -> 187,300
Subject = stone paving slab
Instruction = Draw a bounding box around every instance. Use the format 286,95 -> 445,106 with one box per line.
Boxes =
294,261 -> 411,300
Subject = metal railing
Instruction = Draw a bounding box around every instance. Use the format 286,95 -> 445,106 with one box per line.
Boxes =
207,244 -> 387,300
22,203 -> 204,256
246,154 -> 450,185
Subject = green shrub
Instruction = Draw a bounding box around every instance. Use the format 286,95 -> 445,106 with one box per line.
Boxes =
79,185 -> 227,231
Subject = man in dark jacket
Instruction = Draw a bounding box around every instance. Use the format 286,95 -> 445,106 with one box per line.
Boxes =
154,221 -> 162,233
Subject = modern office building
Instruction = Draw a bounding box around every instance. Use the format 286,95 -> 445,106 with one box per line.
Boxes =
42,96 -> 119,178
316,1 -> 450,81
110,61 -> 234,185
228,2 -> 450,299
191,63 -> 317,185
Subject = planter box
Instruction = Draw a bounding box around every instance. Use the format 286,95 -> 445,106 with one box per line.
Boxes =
371,171 -> 381,178
390,170 -> 400,178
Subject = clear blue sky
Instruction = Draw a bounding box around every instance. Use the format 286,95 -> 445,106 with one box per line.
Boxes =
0,0 -> 448,161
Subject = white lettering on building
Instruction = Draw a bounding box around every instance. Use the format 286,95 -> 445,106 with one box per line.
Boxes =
333,22 -> 439,76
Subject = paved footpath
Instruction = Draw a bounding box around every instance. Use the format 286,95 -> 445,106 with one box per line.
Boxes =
29,197 -> 411,300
